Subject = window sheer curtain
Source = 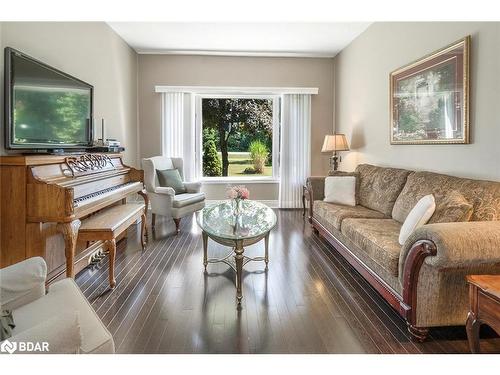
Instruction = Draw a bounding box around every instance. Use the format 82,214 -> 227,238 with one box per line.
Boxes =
160,92 -> 195,181
279,94 -> 311,208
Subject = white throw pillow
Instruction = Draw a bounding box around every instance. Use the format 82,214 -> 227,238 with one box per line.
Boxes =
399,194 -> 436,245
323,176 -> 356,206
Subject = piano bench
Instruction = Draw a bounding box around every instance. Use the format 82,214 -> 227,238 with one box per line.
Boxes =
78,202 -> 147,288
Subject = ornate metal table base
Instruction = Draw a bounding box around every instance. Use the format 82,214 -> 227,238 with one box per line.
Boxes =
202,231 -> 270,304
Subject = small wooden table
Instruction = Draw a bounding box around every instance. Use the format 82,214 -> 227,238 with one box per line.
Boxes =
465,275 -> 500,353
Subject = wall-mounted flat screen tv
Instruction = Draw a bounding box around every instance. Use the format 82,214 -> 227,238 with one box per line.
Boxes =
4,47 -> 93,150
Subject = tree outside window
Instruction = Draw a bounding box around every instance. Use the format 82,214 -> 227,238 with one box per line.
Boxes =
201,98 -> 274,177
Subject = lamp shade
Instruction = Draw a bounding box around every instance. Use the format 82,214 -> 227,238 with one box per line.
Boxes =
321,134 -> 350,153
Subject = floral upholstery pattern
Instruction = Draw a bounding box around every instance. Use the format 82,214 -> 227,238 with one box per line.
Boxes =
428,190 -> 473,224
309,164 -> 500,328
355,164 -> 412,216
313,200 -> 387,230
306,176 -> 326,201
392,171 -> 500,223
341,218 -> 402,277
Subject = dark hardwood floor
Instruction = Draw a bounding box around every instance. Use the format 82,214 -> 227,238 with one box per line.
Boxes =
75,209 -> 500,354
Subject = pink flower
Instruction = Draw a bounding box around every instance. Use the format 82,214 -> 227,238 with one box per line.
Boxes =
226,185 -> 250,200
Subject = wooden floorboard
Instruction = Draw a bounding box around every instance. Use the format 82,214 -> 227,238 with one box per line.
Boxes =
75,209 -> 500,354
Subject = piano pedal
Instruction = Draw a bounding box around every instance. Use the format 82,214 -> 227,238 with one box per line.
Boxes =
89,249 -> 108,266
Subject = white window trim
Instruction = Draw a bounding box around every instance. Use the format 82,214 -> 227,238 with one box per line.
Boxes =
195,93 -> 281,183
156,85 -> 318,95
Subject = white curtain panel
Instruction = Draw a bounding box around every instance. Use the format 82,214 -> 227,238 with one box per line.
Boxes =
279,94 -> 312,208
161,92 -> 195,181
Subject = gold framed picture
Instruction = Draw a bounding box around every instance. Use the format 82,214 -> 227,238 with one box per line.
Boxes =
390,36 -> 470,144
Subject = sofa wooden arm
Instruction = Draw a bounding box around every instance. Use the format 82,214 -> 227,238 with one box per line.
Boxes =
306,176 -> 326,223
397,221 -> 500,340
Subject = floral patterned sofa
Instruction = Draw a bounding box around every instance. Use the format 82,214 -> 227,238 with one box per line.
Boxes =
307,164 -> 500,341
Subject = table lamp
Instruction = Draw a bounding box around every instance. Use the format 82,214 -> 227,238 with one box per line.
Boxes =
321,134 -> 350,172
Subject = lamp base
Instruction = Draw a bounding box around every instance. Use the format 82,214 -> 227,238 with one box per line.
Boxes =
329,154 -> 340,172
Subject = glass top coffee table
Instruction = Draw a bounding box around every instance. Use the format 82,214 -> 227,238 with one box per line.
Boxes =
196,200 -> 277,304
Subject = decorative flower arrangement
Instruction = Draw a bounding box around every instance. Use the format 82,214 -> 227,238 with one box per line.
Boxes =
226,185 -> 250,214
226,185 -> 250,200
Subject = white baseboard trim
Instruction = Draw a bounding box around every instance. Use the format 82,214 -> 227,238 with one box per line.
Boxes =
206,199 -> 279,208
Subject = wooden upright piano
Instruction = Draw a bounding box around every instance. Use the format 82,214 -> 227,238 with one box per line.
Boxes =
0,153 -> 146,282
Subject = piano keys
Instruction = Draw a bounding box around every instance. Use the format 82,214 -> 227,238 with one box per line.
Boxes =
0,153 -> 146,282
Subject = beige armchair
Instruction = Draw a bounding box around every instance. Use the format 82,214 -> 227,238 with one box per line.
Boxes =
142,156 -> 205,234
0,257 -> 114,353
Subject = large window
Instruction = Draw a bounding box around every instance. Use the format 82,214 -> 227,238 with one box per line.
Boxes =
197,95 -> 279,180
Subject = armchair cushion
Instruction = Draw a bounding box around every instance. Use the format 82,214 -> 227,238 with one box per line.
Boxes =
0,257 -> 47,311
8,311 -> 81,354
156,168 -> 186,194
172,192 -> 206,208
12,278 -> 114,354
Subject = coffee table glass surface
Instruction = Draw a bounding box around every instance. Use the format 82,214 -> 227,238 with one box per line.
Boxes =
196,200 -> 276,241
196,200 -> 277,304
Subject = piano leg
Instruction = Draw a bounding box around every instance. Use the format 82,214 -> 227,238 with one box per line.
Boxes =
107,239 -> 117,288
141,213 -> 147,250
56,219 -> 81,278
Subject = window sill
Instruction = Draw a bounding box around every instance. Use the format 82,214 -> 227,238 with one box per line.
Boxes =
200,177 -> 279,184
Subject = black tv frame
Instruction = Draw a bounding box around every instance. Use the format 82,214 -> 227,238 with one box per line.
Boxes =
4,47 -> 94,152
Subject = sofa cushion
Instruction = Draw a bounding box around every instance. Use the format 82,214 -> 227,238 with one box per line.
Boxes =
355,164 -> 412,216
392,171 -> 500,223
172,192 -> 206,208
399,194 -> 436,245
313,200 -> 387,230
327,171 -> 360,204
341,218 -> 402,277
429,190 -> 473,224
12,278 -> 114,354
324,176 -> 356,206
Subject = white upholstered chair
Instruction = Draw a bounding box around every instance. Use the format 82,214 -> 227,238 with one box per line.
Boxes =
0,257 -> 114,354
142,156 -> 205,233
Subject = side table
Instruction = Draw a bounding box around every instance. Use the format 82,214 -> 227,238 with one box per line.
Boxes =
465,275 -> 500,353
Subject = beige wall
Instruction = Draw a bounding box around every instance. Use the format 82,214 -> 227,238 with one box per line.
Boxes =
334,22 -> 500,181
0,22 -> 139,166
138,54 -> 334,200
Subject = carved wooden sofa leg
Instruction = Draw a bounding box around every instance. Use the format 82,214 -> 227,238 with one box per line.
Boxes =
408,324 -> 429,342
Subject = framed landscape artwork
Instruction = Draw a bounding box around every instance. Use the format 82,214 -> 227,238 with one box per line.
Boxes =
390,36 -> 470,144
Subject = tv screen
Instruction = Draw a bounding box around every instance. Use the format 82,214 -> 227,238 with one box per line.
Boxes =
4,47 -> 93,150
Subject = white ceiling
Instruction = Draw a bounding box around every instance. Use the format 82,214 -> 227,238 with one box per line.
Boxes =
108,22 -> 371,57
